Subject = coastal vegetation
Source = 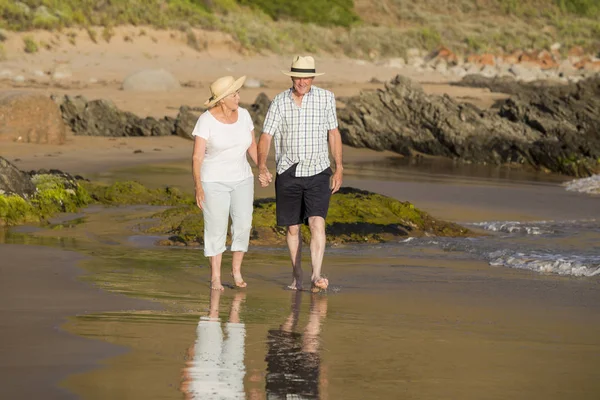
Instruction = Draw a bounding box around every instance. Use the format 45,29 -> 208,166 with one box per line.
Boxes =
0,1 -> 598,57
0,175 -> 471,243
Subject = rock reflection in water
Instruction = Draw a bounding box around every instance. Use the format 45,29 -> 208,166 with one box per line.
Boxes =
181,290 -> 247,399
266,292 -> 328,400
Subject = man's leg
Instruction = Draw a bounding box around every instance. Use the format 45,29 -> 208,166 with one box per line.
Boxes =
308,216 -> 328,290
287,224 -> 303,290
303,169 -> 332,291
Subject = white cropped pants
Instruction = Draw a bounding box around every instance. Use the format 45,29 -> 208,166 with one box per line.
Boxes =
201,177 -> 254,257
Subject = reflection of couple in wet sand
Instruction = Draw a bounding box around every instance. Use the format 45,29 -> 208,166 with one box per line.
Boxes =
181,290 -> 328,399
266,292 -> 329,400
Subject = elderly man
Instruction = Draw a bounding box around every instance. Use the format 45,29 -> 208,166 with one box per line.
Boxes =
258,55 -> 343,292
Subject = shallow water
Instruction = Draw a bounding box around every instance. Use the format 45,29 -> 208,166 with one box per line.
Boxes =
3,155 -> 600,399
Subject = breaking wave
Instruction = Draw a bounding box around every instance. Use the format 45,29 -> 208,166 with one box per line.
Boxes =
564,174 -> 600,195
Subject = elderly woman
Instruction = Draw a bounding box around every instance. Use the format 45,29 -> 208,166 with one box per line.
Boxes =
191,75 -> 257,290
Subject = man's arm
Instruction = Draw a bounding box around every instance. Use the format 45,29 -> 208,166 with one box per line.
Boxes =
328,128 -> 343,194
257,133 -> 273,187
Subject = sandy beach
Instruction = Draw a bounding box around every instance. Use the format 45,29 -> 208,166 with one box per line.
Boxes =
1,26 -> 600,400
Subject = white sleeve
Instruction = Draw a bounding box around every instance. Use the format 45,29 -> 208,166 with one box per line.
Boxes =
244,108 -> 254,132
191,113 -> 210,140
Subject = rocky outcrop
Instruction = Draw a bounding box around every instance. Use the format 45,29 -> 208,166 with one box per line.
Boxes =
0,91 -> 66,144
337,75 -> 600,176
57,93 -> 272,140
56,95 -> 175,137
499,78 -> 600,176
0,157 -> 36,198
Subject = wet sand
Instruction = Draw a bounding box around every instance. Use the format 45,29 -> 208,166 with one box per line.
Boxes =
1,150 -> 599,398
0,244 -> 159,400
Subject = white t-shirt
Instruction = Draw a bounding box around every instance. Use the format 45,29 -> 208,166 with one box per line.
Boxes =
192,107 -> 254,182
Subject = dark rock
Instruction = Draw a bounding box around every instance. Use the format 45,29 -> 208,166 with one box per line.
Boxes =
58,95 -> 175,137
452,74 -> 563,95
174,106 -> 200,140
0,156 -> 36,198
245,92 -> 271,131
499,77 -> 600,176
337,74 -> 600,176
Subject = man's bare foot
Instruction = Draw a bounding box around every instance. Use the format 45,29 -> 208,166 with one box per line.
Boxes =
311,277 -> 329,292
211,280 -> 224,291
231,273 -> 247,288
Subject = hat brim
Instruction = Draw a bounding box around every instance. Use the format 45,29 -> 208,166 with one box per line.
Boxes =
204,75 -> 246,108
282,71 -> 325,78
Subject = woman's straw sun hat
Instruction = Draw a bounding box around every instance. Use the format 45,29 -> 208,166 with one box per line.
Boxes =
204,75 -> 246,107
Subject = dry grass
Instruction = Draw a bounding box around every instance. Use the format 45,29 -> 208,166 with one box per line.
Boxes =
0,0 -> 598,57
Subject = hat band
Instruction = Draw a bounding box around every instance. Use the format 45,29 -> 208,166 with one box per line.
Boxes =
290,67 -> 316,73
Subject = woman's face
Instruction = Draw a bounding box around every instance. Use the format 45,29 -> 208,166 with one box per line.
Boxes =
221,90 -> 240,110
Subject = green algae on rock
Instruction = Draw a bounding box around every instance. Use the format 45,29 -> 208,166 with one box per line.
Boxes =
82,181 -> 192,206
0,173 -> 92,226
151,187 -> 472,246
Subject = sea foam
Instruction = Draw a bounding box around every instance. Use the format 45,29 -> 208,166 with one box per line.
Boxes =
487,250 -> 600,277
565,174 -> 600,195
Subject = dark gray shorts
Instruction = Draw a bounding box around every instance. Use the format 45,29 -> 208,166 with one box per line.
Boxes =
275,164 -> 332,226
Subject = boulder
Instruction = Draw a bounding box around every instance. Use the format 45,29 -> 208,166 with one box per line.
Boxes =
0,156 -> 36,198
121,69 -> 181,92
174,106 -> 200,140
0,91 -> 67,144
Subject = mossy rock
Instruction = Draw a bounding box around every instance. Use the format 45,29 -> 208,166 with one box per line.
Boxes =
150,187 -> 472,246
0,173 -> 92,226
82,181 -> 193,206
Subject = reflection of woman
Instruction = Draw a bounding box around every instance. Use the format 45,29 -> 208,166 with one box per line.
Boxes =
191,75 -> 258,290
181,290 -> 247,399
265,292 -> 328,399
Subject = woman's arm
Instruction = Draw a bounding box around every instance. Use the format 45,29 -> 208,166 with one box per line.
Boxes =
247,130 -> 258,166
192,136 -> 207,209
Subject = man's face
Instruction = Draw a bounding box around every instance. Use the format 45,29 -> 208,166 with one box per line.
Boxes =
292,77 -> 314,96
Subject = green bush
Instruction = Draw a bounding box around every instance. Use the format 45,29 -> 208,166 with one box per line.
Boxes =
23,35 -> 37,53
237,0 -> 359,27
556,0 -> 600,16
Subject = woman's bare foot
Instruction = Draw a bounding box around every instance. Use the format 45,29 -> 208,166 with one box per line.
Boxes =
287,278 -> 303,291
287,267 -> 303,290
231,273 -> 247,288
211,279 -> 224,291
311,277 -> 329,292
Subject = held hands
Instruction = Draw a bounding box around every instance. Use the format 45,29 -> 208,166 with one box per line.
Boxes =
195,187 -> 205,209
258,167 -> 273,188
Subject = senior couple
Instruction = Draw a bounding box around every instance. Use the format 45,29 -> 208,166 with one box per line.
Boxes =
191,55 -> 343,292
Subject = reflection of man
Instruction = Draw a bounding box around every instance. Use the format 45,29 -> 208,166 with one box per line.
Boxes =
265,292 -> 328,399
181,290 -> 246,400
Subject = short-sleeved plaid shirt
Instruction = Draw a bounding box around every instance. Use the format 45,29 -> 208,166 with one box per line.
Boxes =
262,85 -> 338,177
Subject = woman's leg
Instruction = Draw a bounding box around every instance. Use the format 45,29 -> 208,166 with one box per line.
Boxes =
202,181 -> 231,290
229,177 -> 254,287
